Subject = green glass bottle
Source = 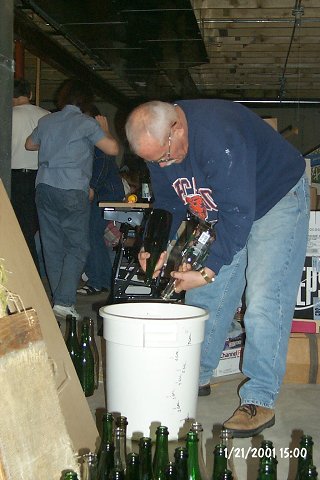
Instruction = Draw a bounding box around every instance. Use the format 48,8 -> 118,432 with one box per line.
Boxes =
65,314 -> 81,376
257,458 -> 276,480
186,431 -> 202,480
143,208 -> 172,285
259,440 -> 277,479
165,462 -> 178,480
85,316 -> 100,390
115,416 -> 128,450
78,320 -> 95,396
161,218 -> 216,300
96,441 -> 115,480
97,412 -> 114,462
219,429 -> 234,477
126,452 -> 140,480
220,469 -> 233,480
139,437 -> 154,480
114,426 -> 127,474
81,452 -> 98,480
109,468 -> 125,480
153,425 -> 170,480
296,435 -> 314,480
191,422 -> 208,480
301,465 -> 318,479
61,470 -> 79,480
174,446 -> 189,480
212,443 -> 227,480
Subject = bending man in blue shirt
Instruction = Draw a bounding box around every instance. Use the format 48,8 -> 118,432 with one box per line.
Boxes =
125,99 -> 309,438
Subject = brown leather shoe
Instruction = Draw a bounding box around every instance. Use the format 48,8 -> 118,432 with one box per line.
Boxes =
223,404 -> 275,438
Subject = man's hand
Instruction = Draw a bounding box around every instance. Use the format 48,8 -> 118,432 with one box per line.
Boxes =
95,115 -> 109,133
138,249 -> 167,278
171,264 -> 215,292
95,114 -> 119,156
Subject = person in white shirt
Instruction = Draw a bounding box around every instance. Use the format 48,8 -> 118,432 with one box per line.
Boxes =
11,78 -> 49,272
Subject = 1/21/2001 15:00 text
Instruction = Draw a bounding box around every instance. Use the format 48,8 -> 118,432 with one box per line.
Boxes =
224,446 -> 307,460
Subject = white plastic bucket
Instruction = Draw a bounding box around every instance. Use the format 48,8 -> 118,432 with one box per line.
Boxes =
100,302 -> 208,441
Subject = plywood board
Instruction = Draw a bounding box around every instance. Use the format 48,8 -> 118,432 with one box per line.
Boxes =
0,179 -> 98,452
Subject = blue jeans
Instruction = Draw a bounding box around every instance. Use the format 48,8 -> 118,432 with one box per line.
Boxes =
36,183 -> 90,306
186,172 -> 310,408
84,196 -> 113,290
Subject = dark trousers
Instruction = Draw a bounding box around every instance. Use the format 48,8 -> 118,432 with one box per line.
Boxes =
11,169 -> 40,272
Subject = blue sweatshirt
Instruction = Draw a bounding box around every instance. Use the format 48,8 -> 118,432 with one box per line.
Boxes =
148,99 -> 306,275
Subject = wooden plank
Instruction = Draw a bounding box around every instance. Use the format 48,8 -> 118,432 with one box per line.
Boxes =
99,201 -> 151,209
0,309 -> 42,356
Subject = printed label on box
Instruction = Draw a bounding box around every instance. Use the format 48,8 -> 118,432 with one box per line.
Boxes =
213,347 -> 242,377
295,257 -> 320,319
306,211 -> 320,257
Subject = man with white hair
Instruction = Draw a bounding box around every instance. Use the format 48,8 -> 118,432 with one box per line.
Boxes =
125,99 -> 309,438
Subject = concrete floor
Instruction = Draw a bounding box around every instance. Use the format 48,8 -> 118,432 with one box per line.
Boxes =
57,289 -> 320,480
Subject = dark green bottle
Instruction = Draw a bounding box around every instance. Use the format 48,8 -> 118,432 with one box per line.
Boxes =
114,426 -> 127,474
143,208 -> 172,285
296,435 -> 314,480
82,452 -> 98,480
85,316 -> 100,390
186,431 -> 202,480
97,412 -> 114,462
259,440 -> 277,479
257,458 -> 276,480
139,437 -> 154,480
301,465 -> 318,479
115,416 -> 128,449
96,441 -> 114,480
61,470 -> 79,480
165,462 -> 178,480
174,446 -> 189,480
220,469 -> 233,480
191,422 -> 208,480
109,468 -> 125,480
153,425 -> 170,480
212,443 -> 227,480
65,314 -> 81,376
78,320 -> 95,397
126,452 -> 140,480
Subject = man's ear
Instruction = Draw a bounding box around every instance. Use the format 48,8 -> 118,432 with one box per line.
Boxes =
173,122 -> 185,139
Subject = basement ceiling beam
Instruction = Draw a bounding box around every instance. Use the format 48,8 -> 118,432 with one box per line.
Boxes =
14,8 -> 129,109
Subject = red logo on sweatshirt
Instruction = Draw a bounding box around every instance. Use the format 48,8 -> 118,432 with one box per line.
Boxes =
185,194 -> 208,221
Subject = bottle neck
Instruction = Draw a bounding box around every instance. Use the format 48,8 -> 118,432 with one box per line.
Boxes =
153,428 -> 169,480
100,413 -> 114,446
114,427 -> 127,472
186,433 -> 201,480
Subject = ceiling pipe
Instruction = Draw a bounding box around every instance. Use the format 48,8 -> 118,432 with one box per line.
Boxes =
198,17 -> 317,24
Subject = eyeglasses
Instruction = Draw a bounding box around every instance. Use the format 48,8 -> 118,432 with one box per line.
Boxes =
149,123 -> 177,164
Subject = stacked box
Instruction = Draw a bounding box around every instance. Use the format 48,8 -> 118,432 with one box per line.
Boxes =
213,328 -> 245,378
294,211 -> 320,323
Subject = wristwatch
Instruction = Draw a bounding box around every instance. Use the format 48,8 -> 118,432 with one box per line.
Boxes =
199,267 -> 214,284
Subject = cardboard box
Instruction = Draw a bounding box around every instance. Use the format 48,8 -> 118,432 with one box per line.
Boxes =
213,346 -> 243,377
291,318 -> 320,334
294,212 -> 320,320
284,333 -> 320,384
